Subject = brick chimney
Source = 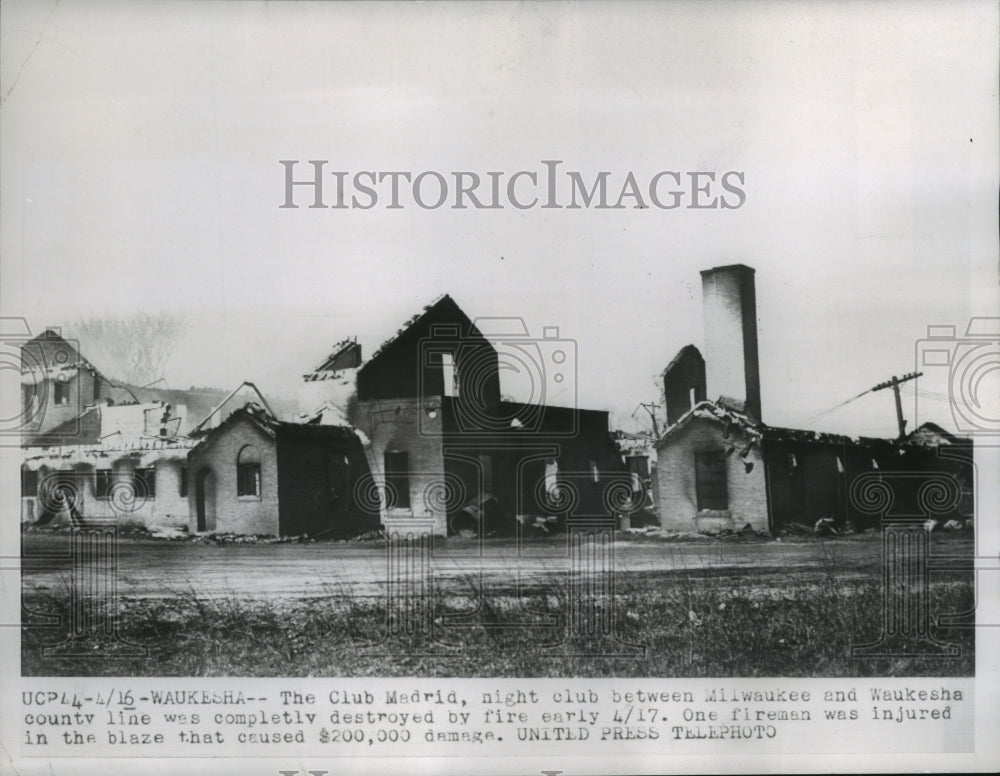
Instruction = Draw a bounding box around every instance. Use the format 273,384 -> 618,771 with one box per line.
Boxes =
700,264 -> 761,422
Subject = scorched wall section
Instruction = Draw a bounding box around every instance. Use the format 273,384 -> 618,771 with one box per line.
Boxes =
187,416 -> 279,536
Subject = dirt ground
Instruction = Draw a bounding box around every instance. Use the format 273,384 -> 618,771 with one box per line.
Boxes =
21,529 -> 974,602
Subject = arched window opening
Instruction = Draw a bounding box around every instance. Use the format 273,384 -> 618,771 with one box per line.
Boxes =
237,445 -> 262,497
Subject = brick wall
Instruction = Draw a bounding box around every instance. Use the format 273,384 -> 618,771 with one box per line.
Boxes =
33,370 -> 99,438
656,417 -> 768,533
23,456 -> 189,529
356,397 -> 447,536
662,345 -> 706,425
187,417 -> 279,536
356,296 -> 500,405
701,265 -> 761,421
149,460 -> 189,528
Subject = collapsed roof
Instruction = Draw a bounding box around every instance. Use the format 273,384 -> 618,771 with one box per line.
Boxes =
22,436 -> 196,470
656,399 -> 967,451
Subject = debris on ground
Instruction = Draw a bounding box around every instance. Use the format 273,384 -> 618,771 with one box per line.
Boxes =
148,526 -> 189,541
626,508 -> 661,529
622,527 -> 713,542
191,533 -> 285,545
516,514 -> 561,537
349,529 -> 386,542
774,520 -> 858,538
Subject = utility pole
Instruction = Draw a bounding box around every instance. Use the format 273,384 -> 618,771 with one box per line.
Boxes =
871,371 -> 922,440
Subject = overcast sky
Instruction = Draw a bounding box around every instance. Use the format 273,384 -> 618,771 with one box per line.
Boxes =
2,0 -> 997,437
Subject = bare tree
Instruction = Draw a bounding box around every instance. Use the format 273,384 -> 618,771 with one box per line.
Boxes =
71,311 -> 187,386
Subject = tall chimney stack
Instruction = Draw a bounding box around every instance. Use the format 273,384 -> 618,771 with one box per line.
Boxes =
700,264 -> 761,422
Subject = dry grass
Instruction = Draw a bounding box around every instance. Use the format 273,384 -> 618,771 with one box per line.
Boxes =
22,564 -> 974,677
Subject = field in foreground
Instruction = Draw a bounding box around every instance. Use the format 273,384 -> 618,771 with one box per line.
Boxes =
22,532 -> 975,677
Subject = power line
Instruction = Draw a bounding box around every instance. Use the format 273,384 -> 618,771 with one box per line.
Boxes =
795,386 -> 874,425
795,371 -> 938,427
899,383 -> 950,401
